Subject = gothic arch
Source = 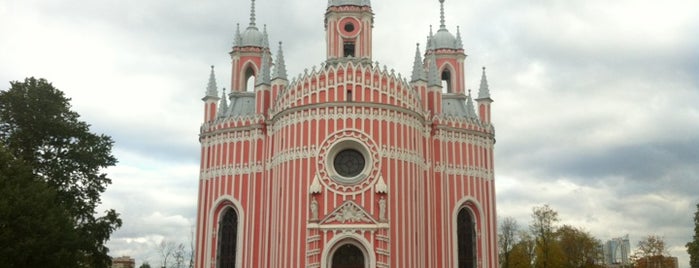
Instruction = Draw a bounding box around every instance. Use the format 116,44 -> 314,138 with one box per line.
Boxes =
439,63 -> 456,93
452,197 -> 485,268
321,233 -> 376,268
240,61 -> 258,92
207,196 -> 244,268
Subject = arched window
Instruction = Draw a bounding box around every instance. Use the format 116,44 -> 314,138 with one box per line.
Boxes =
344,41 -> 356,58
217,207 -> 238,268
441,69 -> 452,93
331,243 -> 364,268
457,207 -> 476,268
245,67 -> 255,92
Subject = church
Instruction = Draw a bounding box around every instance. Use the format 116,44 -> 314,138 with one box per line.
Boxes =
194,0 -> 497,267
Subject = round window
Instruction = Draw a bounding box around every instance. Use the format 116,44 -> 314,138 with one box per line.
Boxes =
333,149 -> 365,177
344,22 -> 355,33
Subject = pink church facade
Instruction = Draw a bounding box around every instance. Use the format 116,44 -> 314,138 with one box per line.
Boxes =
195,0 -> 497,267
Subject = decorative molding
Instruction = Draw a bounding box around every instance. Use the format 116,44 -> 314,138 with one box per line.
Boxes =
309,174 -> 323,194
375,175 -> 388,194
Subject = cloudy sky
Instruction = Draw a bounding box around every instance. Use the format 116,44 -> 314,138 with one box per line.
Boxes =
1,0 -> 698,266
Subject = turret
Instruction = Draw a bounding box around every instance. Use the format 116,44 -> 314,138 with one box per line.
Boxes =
425,0 -> 467,95
202,66 -> 220,122
271,41 -> 288,110
230,0 -> 272,92
325,0 -> 374,65
476,67 -> 494,124
410,43 -> 430,113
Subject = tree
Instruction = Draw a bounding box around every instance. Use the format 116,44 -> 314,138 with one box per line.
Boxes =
530,204 -> 563,268
499,217 -> 519,268
0,77 -> 121,267
140,262 -> 152,268
687,203 -> 699,268
0,144 -> 80,267
509,231 -> 536,268
632,235 -> 672,268
556,225 -> 603,268
158,240 -> 177,268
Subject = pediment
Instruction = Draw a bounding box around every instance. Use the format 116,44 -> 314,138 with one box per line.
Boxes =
319,200 -> 378,225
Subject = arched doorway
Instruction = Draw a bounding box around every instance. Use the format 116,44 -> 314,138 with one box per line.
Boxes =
331,243 -> 365,268
217,207 -> 238,268
457,207 -> 476,268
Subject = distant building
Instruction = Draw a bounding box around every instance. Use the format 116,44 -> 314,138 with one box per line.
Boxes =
112,256 -> 135,268
604,235 -> 631,265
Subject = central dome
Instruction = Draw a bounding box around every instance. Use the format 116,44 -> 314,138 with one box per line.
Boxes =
241,26 -> 264,47
432,28 -> 458,49
328,0 -> 371,7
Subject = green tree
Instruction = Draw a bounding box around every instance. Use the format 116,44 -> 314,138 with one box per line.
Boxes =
0,77 -> 121,267
0,144 -> 80,267
530,204 -> 563,268
687,203 -> 699,268
139,262 -> 152,268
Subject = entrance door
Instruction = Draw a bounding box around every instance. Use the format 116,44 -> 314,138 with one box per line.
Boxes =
331,244 -> 365,268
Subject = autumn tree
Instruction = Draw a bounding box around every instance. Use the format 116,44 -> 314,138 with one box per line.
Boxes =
509,231 -> 536,268
499,217 -> 520,268
0,77 -> 121,267
687,203 -> 699,268
530,204 -> 563,268
557,225 -> 603,268
632,235 -> 673,268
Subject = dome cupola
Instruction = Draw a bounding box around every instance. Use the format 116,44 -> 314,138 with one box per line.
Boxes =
428,0 -> 462,50
238,0 -> 266,47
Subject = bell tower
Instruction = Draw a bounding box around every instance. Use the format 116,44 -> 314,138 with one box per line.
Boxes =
325,0 -> 373,64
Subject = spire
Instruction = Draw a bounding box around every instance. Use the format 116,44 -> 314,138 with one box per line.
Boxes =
455,26 -> 463,48
477,67 -> 491,99
439,0 -> 446,29
466,89 -> 478,119
234,23 -> 242,46
256,54 -> 271,86
427,53 -> 440,87
411,43 -> 427,82
273,41 -> 288,80
205,65 -> 218,97
249,0 -> 256,27
262,24 -> 270,49
426,25 -> 434,50
217,88 -> 228,118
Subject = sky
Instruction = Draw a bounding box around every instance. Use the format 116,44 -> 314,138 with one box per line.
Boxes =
1,0 -> 698,267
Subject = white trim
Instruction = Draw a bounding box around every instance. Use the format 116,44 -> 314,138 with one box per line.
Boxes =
206,195 -> 245,268
321,233 -> 376,268
451,197 -> 487,268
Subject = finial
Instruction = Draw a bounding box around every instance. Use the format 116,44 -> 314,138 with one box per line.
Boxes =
217,88 -> 229,118
439,0 -> 446,29
249,0 -> 256,27
273,41 -> 288,80
427,53 -> 440,87
456,26 -> 463,48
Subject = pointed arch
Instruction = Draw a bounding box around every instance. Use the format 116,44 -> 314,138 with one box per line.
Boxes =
206,196 -> 244,268
240,61 -> 258,92
452,198 -> 484,268
440,63 -> 456,93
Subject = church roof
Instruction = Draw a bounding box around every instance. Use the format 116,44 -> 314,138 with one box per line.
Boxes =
328,0 -> 371,7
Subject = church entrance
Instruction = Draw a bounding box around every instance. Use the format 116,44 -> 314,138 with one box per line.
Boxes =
331,243 -> 365,268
